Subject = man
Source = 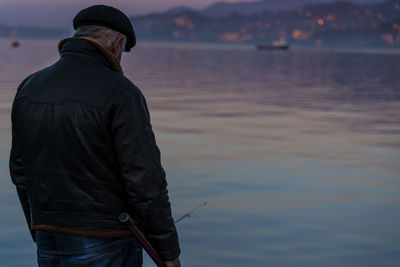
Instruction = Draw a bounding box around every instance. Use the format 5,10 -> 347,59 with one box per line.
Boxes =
9,5 -> 181,267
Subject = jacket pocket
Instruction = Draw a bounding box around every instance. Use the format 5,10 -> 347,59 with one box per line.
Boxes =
73,249 -> 122,267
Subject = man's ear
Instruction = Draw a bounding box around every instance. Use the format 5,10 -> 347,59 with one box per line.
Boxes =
112,37 -> 124,54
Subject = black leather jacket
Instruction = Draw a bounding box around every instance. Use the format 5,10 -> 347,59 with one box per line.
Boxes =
9,38 -> 180,261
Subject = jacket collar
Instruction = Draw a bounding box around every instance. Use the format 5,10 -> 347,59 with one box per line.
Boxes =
58,37 -> 124,75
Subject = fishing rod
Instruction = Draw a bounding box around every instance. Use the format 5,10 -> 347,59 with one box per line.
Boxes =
175,201 -> 207,224
119,212 -> 165,267
119,202 -> 207,266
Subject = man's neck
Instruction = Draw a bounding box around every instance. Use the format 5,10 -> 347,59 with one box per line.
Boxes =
59,37 -> 124,75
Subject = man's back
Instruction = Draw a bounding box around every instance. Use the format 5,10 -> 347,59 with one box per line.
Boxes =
12,38 -> 135,231
10,37 -> 180,262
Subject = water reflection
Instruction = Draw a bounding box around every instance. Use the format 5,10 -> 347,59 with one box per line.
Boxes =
0,39 -> 399,266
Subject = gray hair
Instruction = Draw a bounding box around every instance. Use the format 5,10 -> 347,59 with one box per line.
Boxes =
73,25 -> 127,52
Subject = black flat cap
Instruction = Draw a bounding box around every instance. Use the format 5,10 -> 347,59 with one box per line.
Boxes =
73,5 -> 136,52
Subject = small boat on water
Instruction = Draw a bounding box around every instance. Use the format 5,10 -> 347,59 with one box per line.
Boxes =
256,40 -> 289,51
11,41 -> 20,48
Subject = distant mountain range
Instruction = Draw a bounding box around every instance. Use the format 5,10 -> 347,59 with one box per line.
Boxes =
132,0 -> 400,47
168,0 -> 323,17
1,0 -> 399,48
0,25 -> 65,39
168,0 -> 385,17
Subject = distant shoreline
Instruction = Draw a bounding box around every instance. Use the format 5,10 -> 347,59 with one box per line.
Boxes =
2,38 -> 399,56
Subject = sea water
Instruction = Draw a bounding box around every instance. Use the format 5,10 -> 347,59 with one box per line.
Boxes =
0,39 -> 399,267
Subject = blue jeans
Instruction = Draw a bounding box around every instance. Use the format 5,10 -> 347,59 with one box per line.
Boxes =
36,231 -> 143,267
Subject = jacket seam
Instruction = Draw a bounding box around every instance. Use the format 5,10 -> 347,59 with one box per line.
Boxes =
17,98 -> 111,111
26,168 -> 102,183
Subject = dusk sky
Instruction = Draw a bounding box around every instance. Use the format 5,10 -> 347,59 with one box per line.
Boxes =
0,0 -> 384,28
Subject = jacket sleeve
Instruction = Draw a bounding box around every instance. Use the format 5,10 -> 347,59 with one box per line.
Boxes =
111,85 -> 180,261
9,78 -> 36,243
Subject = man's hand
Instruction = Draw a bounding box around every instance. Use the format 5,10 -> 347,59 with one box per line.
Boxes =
165,258 -> 181,267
